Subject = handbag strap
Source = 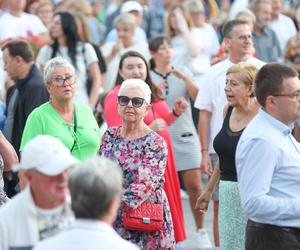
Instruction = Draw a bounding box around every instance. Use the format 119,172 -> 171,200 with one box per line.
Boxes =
70,106 -> 77,153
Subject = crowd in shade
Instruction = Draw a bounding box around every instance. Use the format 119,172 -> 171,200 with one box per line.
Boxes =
0,0 -> 299,250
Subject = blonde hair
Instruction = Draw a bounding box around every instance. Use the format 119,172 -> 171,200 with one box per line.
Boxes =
114,12 -> 136,32
236,9 -> 256,23
226,63 -> 259,96
74,12 -> 91,43
166,4 -> 193,38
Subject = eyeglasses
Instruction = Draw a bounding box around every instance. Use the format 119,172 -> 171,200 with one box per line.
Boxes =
229,35 -> 252,42
52,75 -> 75,86
273,91 -> 300,101
118,96 -> 146,108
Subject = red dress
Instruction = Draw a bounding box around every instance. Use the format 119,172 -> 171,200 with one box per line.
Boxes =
104,85 -> 186,242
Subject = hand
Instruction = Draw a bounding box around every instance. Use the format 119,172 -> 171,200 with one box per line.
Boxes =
200,151 -> 213,176
149,118 -> 166,132
195,190 -> 212,213
111,41 -> 123,57
170,67 -> 187,80
174,9 -> 189,34
173,97 -> 188,116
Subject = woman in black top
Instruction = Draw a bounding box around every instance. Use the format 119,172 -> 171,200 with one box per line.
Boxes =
196,63 -> 259,250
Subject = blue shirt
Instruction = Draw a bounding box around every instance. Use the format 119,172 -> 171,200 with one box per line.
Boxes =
236,109 -> 300,227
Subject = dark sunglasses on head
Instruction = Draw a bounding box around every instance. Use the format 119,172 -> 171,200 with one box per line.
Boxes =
118,96 -> 146,108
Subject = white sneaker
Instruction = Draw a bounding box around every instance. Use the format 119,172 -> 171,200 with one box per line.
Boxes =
196,229 -> 213,249
176,241 -> 185,249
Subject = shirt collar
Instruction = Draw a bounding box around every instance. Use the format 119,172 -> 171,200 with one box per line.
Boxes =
259,108 -> 293,135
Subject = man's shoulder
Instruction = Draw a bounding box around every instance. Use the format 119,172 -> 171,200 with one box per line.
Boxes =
203,59 -> 231,81
0,189 -> 30,219
34,224 -> 139,250
247,57 -> 266,68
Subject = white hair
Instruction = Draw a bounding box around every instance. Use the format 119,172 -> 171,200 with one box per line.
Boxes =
118,79 -> 152,104
44,57 -> 75,84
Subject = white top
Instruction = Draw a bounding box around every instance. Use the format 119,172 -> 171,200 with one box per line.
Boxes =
236,109 -> 300,227
196,24 -> 220,59
270,13 -> 297,53
101,41 -> 150,91
194,57 -> 265,153
228,0 -> 249,20
0,186 -> 73,250
171,28 -> 210,76
36,42 -> 98,105
34,219 -> 140,250
0,12 -> 47,42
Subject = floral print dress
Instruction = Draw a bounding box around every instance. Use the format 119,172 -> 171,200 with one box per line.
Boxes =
100,126 -> 175,249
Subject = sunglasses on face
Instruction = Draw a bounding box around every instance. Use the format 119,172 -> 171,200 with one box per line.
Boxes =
118,96 -> 146,108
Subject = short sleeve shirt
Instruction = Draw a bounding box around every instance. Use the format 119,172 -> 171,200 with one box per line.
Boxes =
20,102 -> 100,160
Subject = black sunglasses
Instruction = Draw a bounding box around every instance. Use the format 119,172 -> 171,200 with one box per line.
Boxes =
118,96 -> 146,108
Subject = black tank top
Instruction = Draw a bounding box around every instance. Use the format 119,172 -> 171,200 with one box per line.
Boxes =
213,106 -> 244,182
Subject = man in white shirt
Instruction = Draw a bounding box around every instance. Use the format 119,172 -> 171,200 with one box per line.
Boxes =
34,156 -> 139,250
194,20 -> 264,248
270,0 -> 297,53
236,63 -> 300,250
195,19 -> 264,178
0,135 -> 78,250
0,0 -> 48,44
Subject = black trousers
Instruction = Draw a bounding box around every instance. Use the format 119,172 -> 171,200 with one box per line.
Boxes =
246,220 -> 300,250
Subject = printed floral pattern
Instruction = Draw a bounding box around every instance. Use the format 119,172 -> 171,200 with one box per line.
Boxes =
100,126 -> 175,249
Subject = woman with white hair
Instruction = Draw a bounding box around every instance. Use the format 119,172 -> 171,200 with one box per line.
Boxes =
100,79 -> 175,249
20,57 -> 100,161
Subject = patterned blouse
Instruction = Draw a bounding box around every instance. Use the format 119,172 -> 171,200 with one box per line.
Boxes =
100,126 -> 175,249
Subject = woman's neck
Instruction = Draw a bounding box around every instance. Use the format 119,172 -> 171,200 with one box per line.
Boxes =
58,37 -> 67,46
154,61 -> 172,75
50,99 -> 73,114
234,98 -> 259,116
121,122 -> 150,140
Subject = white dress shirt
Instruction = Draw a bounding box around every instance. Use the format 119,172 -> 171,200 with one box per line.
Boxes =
236,109 -> 300,227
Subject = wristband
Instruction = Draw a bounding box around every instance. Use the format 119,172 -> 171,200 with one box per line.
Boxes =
201,148 -> 208,152
172,109 -> 180,117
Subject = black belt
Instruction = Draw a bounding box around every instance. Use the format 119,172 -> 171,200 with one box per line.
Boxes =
248,220 -> 300,234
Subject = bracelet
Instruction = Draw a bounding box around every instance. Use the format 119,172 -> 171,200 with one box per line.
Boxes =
201,148 -> 208,152
172,109 -> 180,117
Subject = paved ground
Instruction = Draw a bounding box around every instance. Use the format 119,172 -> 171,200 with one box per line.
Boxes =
180,176 -> 216,250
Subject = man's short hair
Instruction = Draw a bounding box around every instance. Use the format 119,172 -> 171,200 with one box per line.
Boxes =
222,20 -> 249,38
249,0 -> 272,14
255,63 -> 299,107
69,156 -> 123,220
1,40 -> 34,63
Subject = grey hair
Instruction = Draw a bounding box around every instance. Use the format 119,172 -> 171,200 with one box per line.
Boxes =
69,156 -> 123,220
118,79 -> 152,104
249,0 -> 271,13
43,57 -> 75,84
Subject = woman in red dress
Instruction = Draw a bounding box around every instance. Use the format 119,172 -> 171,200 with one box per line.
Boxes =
103,51 -> 187,244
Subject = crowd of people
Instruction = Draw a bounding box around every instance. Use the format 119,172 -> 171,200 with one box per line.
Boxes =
0,0 -> 299,250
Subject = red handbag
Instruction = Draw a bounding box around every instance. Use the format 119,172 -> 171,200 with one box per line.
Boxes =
123,202 -> 163,232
